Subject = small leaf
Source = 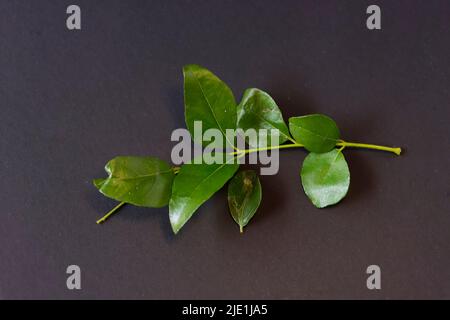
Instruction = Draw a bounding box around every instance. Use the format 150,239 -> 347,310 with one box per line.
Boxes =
93,156 -> 174,207
227,170 -> 262,233
237,88 -> 291,147
289,114 -> 340,153
300,149 -> 350,208
169,160 -> 239,234
183,64 -> 237,149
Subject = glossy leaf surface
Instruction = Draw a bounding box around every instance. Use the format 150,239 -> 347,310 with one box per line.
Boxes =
289,114 -> 340,153
237,88 -> 291,147
183,64 -> 236,148
301,149 -> 350,208
169,160 -> 239,233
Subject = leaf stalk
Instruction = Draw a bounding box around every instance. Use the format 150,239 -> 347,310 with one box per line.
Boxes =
228,140 -> 401,156
96,201 -> 126,224
336,141 -> 401,155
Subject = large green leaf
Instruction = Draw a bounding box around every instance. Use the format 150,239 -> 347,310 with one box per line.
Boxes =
169,160 -> 240,234
237,88 -> 291,147
183,64 -> 237,149
93,156 -> 175,207
227,170 -> 262,233
289,114 -> 340,153
300,149 -> 350,208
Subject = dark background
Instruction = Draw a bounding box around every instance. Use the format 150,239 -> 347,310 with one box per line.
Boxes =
1,0 -> 449,299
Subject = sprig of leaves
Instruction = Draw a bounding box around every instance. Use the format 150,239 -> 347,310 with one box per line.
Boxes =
93,64 -> 402,234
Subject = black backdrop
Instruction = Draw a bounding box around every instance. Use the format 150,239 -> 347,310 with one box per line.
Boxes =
1,0 -> 449,299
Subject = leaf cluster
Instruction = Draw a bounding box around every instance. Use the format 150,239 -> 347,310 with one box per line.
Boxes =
94,65 -> 399,234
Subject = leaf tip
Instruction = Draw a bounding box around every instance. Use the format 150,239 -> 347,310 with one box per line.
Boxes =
92,178 -> 105,189
169,217 -> 181,235
169,220 -> 180,234
394,148 -> 402,156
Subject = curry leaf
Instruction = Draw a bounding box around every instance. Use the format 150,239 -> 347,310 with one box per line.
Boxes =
237,88 -> 291,147
300,149 -> 350,208
183,64 -> 237,149
169,160 -> 239,234
93,156 -> 175,207
227,170 -> 262,233
289,114 -> 340,153
93,65 -> 402,233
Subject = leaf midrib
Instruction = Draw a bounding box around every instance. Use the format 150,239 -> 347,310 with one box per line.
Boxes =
236,192 -> 250,225
109,169 -> 173,182
177,161 -> 236,206
251,110 -> 290,141
193,71 -> 234,147
294,123 -> 337,142
318,151 -> 342,182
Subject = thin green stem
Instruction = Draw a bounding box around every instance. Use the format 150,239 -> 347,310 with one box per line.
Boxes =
337,141 -> 401,156
96,202 -> 126,224
228,143 -> 304,156
227,140 -> 401,156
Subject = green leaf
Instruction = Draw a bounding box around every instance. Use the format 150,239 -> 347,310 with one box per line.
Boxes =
93,156 -> 175,207
289,114 -> 340,153
169,160 -> 240,234
300,149 -> 350,208
183,64 -> 237,149
227,170 -> 262,233
93,178 -> 106,189
237,88 -> 291,147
